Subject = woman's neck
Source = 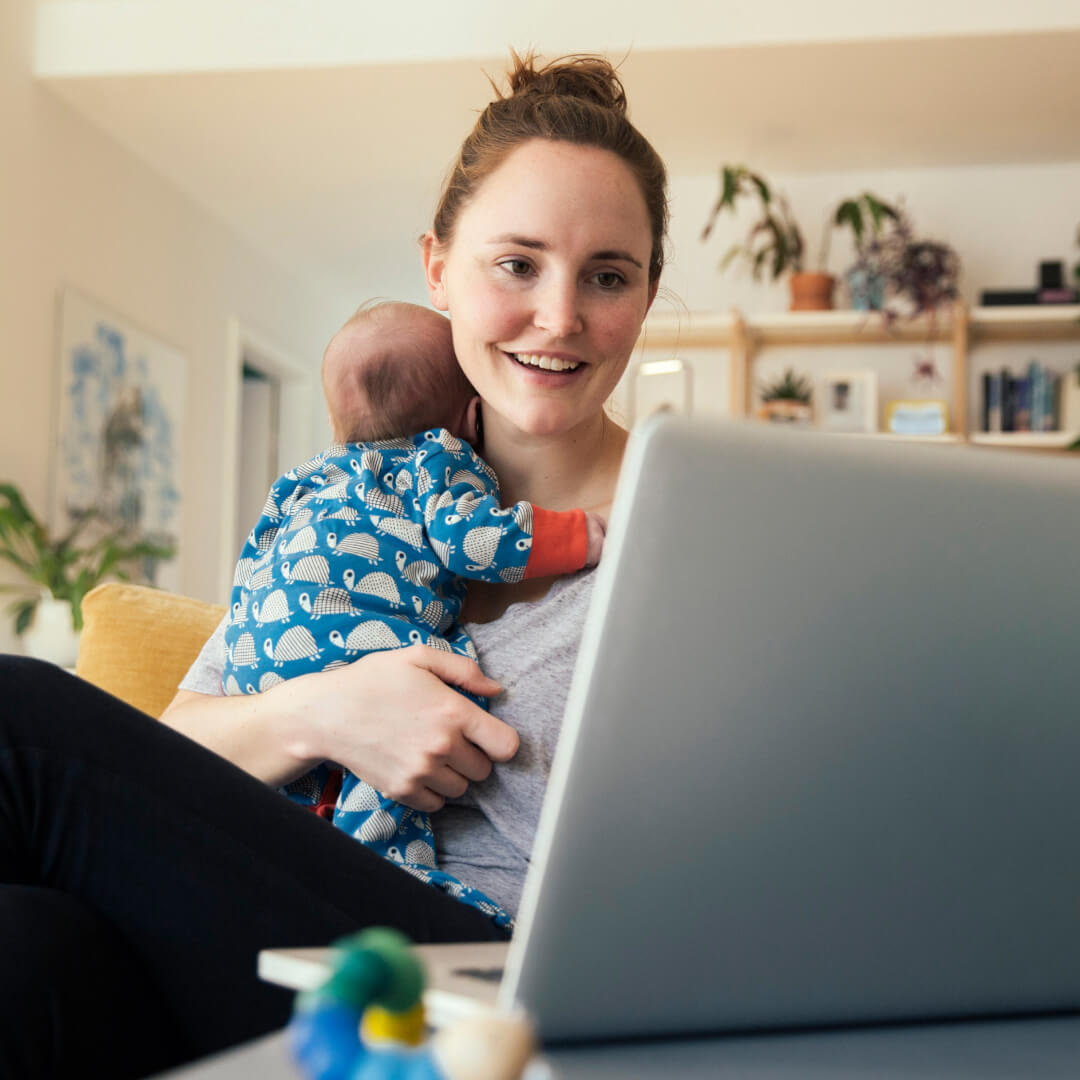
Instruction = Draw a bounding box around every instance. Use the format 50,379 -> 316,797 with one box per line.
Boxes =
479,408 -> 628,515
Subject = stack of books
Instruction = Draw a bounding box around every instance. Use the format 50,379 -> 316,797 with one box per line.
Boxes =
980,361 -> 1076,433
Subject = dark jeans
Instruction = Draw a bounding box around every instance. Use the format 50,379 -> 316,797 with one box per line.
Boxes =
0,656 -> 506,1078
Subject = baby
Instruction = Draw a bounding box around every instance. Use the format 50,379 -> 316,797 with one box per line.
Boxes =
223,301 -> 604,927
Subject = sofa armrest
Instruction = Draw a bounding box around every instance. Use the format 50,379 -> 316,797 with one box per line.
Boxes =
76,582 -> 227,719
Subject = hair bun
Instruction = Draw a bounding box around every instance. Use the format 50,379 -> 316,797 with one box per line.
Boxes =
502,50 -> 628,114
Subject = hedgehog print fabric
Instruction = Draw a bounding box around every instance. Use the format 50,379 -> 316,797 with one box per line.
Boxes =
223,428 -> 590,927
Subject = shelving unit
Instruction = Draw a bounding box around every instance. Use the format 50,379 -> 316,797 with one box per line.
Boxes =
636,302 -> 1080,449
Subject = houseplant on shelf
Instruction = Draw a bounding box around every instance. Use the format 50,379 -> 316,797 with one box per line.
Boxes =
700,165 -> 898,312
0,482 -> 174,666
757,367 -> 813,424
829,194 -> 901,310
847,208 -> 961,324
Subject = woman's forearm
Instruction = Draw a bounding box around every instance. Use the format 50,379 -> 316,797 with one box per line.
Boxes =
159,683 -> 321,788
158,648 -> 517,811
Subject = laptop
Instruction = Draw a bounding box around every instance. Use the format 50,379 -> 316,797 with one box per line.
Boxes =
260,415 -> 1080,1041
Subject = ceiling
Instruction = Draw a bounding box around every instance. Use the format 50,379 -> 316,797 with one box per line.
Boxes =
39,30 -> 1080,295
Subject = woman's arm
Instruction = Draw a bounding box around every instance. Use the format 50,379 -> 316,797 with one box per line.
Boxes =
159,647 -> 517,812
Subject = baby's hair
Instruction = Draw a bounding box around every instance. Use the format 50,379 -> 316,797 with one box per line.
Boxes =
329,301 -> 473,444
432,50 -> 668,283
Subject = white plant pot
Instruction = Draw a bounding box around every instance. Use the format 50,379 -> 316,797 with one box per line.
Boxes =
22,594 -> 81,669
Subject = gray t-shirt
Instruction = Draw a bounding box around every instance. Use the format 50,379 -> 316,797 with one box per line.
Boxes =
179,569 -> 596,917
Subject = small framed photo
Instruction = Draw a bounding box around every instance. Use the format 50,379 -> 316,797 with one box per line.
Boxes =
884,399 -> 950,436
633,357 -> 691,420
818,371 -> 878,433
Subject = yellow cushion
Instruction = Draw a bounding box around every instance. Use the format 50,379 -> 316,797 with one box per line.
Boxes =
76,582 -> 226,719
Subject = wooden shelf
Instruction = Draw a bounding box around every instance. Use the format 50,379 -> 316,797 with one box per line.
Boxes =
969,432 -> 1079,448
970,305 -> 1080,342
640,309 -> 951,349
635,302 -> 1080,448
824,432 -> 963,445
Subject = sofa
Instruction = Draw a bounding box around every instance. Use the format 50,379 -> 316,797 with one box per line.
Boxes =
75,582 -> 226,717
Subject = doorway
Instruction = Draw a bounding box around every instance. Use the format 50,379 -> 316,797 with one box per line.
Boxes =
220,319 -> 314,596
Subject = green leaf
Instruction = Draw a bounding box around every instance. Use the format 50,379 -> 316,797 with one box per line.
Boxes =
721,166 -> 739,209
719,243 -> 742,272
836,201 -> 864,245
864,193 -> 898,231
14,598 -> 36,636
748,172 -> 771,206
0,483 -> 42,531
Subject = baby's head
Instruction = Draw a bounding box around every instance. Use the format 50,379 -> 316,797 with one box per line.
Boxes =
322,300 -> 477,444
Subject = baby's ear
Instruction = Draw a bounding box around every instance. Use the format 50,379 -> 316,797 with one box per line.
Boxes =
462,396 -> 481,445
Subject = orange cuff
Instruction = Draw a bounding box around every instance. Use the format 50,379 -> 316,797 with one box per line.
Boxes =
522,506 -> 588,580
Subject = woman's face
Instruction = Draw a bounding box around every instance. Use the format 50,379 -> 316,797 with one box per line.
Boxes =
423,139 -> 658,440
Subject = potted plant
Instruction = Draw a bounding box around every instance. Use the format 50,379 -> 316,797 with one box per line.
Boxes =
0,482 -> 174,666
700,165 -> 898,312
757,367 -> 813,424
849,208 -> 962,325
828,194 -> 900,310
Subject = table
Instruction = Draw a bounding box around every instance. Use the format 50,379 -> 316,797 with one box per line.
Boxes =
160,1014 -> 1080,1078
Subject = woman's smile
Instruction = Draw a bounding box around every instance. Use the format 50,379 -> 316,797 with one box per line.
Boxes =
502,349 -> 587,386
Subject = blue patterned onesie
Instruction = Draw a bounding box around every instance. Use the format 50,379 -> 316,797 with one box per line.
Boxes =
223,429 -> 589,927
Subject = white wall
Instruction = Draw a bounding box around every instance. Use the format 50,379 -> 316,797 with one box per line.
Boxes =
0,0 -> 346,653
663,162 -> 1080,317
35,0 -> 1080,76
325,156 -> 1080,323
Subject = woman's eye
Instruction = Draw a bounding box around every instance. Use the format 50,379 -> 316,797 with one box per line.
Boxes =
499,258 -> 533,276
592,271 -> 625,290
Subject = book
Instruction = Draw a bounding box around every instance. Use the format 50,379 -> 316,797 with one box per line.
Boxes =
1001,370 -> 1016,432
1027,361 -> 1044,434
1014,374 -> 1032,432
982,372 -> 1003,432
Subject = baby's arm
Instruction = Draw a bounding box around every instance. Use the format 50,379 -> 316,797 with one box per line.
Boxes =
421,444 -> 604,582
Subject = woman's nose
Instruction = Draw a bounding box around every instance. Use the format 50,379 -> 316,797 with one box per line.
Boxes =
533,277 -> 583,338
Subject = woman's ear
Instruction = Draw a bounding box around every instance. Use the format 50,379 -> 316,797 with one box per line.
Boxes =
422,232 -> 450,312
645,276 -> 660,315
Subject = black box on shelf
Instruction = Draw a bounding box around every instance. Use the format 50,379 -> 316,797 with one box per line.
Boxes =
980,289 -> 1039,306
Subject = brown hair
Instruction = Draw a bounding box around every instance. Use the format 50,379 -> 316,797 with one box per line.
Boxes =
433,51 -> 668,283
326,302 -> 474,443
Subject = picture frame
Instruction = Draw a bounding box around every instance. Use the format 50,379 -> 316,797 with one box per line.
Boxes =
817,370 -> 878,433
633,356 -> 692,419
884,399 -> 950,436
50,287 -> 186,591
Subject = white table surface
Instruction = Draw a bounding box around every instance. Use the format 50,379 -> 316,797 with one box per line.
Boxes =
159,1014 -> 1080,1079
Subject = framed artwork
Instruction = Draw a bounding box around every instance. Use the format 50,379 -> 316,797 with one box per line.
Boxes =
633,357 -> 692,420
818,370 -> 878,433
885,399 -> 950,436
50,288 -> 185,590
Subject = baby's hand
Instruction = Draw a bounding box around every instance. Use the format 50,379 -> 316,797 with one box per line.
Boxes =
584,511 -> 607,567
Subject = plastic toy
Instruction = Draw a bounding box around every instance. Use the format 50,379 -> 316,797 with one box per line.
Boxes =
287,927 -> 535,1080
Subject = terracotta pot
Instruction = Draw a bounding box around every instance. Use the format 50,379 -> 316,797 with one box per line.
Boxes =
789,272 -> 835,311
758,399 -> 812,425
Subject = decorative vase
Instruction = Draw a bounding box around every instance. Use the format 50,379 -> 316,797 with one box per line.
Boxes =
22,593 -> 81,669
846,266 -> 886,311
788,272 -> 835,312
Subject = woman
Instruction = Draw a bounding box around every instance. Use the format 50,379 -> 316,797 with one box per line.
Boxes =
0,52 -> 667,1077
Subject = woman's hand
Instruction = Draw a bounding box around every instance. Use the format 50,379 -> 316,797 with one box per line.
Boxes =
284,645 -> 516,813
162,646 -> 517,813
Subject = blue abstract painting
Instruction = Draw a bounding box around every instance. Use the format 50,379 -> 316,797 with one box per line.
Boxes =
52,289 -> 185,590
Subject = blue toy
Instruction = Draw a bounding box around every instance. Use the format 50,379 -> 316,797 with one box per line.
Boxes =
287,928 -> 535,1080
